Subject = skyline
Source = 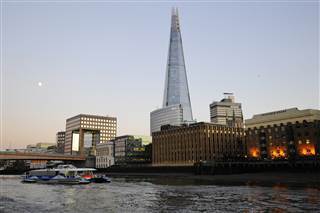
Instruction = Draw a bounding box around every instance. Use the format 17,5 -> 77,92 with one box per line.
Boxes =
2,2 -> 319,149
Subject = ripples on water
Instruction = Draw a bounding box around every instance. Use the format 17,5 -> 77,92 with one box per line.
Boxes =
0,175 -> 319,213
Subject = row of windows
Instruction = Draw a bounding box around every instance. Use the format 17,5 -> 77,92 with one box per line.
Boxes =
81,125 -> 116,130
66,123 -> 81,129
66,120 -> 81,128
81,117 -> 116,123
100,137 -> 111,141
157,132 -> 243,139
248,131 -> 317,138
96,148 -> 112,156
247,120 -> 319,131
267,139 -> 311,146
156,146 -> 242,154
96,158 -> 113,162
248,127 -> 286,135
101,129 -> 116,132
80,121 -> 116,126
100,132 -> 115,136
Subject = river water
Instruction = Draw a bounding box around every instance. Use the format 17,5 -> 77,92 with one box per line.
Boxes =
0,175 -> 319,212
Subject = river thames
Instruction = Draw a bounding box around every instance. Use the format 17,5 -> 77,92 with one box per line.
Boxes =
0,175 -> 319,212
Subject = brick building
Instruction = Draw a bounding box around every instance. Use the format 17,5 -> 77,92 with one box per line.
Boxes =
152,122 -> 246,166
246,108 -> 320,160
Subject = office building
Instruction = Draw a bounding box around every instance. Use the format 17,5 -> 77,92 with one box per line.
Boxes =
152,122 -> 246,166
56,131 -> 65,154
114,135 -> 151,165
96,141 -> 115,168
150,104 -> 184,134
245,108 -> 320,159
210,93 -> 244,128
150,8 -> 194,134
64,114 -> 117,155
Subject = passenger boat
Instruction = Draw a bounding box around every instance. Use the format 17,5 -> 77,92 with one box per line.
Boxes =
22,164 -> 111,184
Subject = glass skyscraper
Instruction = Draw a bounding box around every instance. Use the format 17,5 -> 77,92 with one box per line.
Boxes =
150,8 -> 193,134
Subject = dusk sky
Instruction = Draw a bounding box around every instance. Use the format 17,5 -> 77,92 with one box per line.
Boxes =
2,1 -> 319,149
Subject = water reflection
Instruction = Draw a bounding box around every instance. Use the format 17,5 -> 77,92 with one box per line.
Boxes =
0,176 -> 319,213
306,188 -> 319,205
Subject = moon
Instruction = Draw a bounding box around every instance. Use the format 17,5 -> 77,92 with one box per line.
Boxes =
38,82 -> 43,87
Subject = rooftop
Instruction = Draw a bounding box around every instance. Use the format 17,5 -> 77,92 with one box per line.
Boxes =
245,108 -> 320,127
66,114 -> 117,121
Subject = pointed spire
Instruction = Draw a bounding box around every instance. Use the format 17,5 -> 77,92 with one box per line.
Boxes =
171,7 -> 180,32
163,8 -> 193,122
172,7 -> 175,16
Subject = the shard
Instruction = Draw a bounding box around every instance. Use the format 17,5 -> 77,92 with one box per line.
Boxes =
163,8 -> 193,121
150,8 -> 193,134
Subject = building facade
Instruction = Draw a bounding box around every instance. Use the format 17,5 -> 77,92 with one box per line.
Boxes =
150,104 -> 183,134
152,122 -> 246,166
64,114 -> 117,155
245,108 -> 320,129
114,135 -> 151,165
96,141 -> 115,168
150,8 -> 194,134
56,131 -> 65,154
245,108 -> 320,160
210,93 -> 244,128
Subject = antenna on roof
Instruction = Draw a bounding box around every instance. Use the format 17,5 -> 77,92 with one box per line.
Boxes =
223,92 -> 233,96
172,7 -> 176,15
223,92 -> 235,102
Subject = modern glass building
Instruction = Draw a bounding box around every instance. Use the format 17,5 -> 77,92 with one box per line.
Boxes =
113,135 -> 151,165
150,8 -> 194,134
150,104 -> 183,134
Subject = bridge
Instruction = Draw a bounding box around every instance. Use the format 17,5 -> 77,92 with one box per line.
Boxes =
0,152 -> 86,161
